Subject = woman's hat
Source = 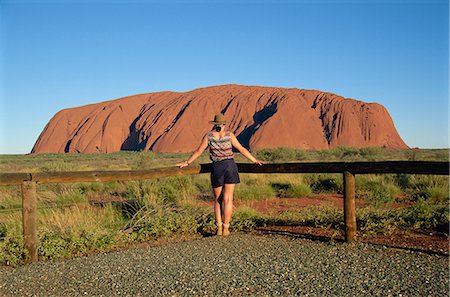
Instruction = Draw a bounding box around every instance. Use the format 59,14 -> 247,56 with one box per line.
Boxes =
209,113 -> 227,125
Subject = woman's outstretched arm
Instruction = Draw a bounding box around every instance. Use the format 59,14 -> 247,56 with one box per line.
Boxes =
176,134 -> 209,168
229,132 -> 264,165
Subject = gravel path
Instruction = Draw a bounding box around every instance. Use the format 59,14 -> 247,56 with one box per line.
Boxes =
0,234 -> 448,296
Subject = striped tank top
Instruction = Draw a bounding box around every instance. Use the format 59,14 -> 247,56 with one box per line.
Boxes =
208,131 -> 234,162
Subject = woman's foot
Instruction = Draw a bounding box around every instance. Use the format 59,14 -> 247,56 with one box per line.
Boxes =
216,222 -> 223,236
223,223 -> 230,236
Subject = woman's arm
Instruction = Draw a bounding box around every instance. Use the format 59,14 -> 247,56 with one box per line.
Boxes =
176,134 -> 209,168
230,132 -> 264,165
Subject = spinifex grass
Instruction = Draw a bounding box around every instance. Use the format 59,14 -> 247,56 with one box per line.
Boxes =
0,147 -> 448,265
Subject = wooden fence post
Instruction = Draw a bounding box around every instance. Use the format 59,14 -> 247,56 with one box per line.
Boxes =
22,181 -> 38,263
343,171 -> 356,243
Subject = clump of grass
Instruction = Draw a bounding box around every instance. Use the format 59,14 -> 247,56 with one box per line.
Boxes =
285,183 -> 312,198
424,185 -> 449,204
402,199 -> 449,230
132,151 -> 156,170
266,205 -> 344,229
121,204 -> 213,240
0,191 -> 21,210
365,181 -> 399,207
38,205 -> 123,260
355,175 -> 402,207
0,212 -> 25,266
234,184 -> 275,201
256,147 -> 307,162
36,184 -> 87,209
231,207 -> 266,231
124,176 -> 197,206
357,208 -> 402,235
192,174 -> 212,192
305,174 -> 343,194
357,200 -> 449,235
405,175 -> 449,204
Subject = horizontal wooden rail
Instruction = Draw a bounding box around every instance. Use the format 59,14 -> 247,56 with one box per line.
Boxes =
0,161 -> 448,186
235,161 -> 449,175
0,173 -> 32,186
1,160 -> 448,264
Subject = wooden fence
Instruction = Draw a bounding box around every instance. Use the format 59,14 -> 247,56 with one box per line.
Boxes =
0,161 -> 448,264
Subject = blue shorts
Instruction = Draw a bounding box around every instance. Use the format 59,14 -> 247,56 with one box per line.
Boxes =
210,159 -> 240,188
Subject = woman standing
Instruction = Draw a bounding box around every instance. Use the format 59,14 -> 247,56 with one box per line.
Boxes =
177,113 -> 263,236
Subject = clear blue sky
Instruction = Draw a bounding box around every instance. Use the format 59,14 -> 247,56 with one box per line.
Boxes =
0,0 -> 448,154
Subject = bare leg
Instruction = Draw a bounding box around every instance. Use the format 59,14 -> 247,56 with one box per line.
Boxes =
213,186 -> 223,235
222,184 -> 235,235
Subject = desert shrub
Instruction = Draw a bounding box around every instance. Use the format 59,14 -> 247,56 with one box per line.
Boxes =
39,229 -> 116,260
77,181 -> 124,195
0,236 -> 24,266
132,151 -> 156,169
357,208 -> 401,235
37,205 -> 122,260
357,201 -> 449,235
192,174 -> 212,192
124,176 -> 197,206
123,204 -> 211,240
358,147 -> 384,159
234,184 -> 275,201
402,199 -> 449,230
306,174 -> 343,194
405,175 -> 449,203
256,147 -> 306,162
0,213 -> 25,266
316,149 -> 335,161
334,146 -> 361,160
395,173 -> 410,190
267,205 -> 343,229
41,160 -> 75,172
285,183 -> 312,198
0,192 -> 21,210
424,185 -> 449,204
364,181 -> 398,207
231,207 -> 266,231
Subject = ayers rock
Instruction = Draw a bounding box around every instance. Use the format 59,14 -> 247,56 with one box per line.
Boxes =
31,84 -> 408,154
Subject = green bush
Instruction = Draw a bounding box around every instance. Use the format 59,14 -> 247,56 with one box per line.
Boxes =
306,174 -> 343,194
256,147 -> 307,162
124,176 -> 197,206
267,205 -> 343,229
358,147 -> 384,158
0,237 -> 24,266
357,208 -> 401,235
0,193 -> 22,210
402,199 -> 449,230
231,207 -> 266,231
234,184 -> 275,201
424,185 -> 449,204
39,229 -> 117,260
123,204 -> 212,240
365,181 -> 397,207
192,174 -> 212,192
395,174 -> 410,190
132,151 -> 156,169
405,175 -> 449,203
357,201 -> 449,235
285,183 -> 312,198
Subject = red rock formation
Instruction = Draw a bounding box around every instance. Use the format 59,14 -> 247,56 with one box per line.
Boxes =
31,84 -> 408,154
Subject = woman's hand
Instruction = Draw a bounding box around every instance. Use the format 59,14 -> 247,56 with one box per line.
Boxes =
254,160 -> 264,166
176,161 -> 189,168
